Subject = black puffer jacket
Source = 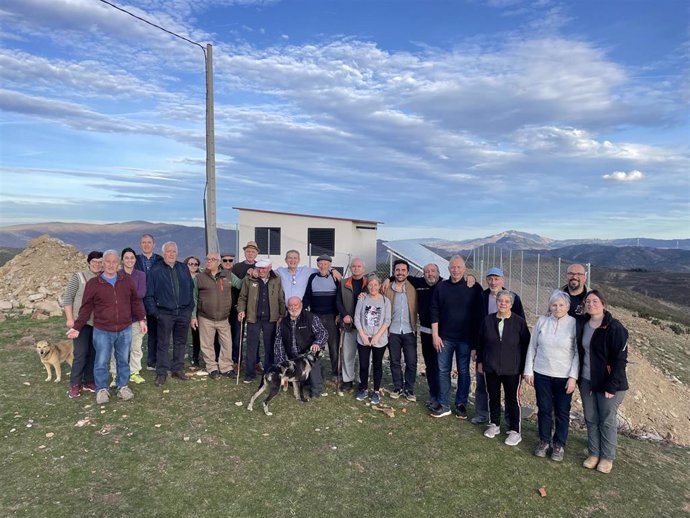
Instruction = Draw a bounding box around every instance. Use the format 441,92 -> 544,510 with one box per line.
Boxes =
477,313 -> 531,376
576,311 -> 629,394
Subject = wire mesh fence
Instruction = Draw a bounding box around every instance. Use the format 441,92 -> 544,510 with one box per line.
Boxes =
375,244 -> 591,319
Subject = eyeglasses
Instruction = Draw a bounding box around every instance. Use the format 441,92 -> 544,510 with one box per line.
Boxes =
188,262 -> 199,267
222,259 -> 234,263
206,257 -> 218,262
567,272 -> 585,277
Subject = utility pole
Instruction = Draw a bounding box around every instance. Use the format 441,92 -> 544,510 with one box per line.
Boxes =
204,43 -> 218,254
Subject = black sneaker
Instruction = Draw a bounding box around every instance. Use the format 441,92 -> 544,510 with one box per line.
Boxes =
341,381 -> 353,392
222,370 -> 236,378
209,370 -> 220,380
430,407 -> 452,418
389,388 -> 403,399
455,404 -> 468,419
403,390 -> 417,402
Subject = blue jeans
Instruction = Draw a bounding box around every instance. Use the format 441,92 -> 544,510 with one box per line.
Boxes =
534,372 -> 573,448
93,327 -> 131,391
437,339 -> 471,411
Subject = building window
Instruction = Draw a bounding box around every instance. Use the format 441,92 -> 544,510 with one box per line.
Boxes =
307,228 -> 335,257
255,227 -> 281,255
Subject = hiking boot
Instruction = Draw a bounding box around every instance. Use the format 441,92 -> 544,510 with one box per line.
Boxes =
389,388 -> 403,399
455,404 -> 468,420
471,415 -> 489,425
129,371 -> 145,384
505,431 -> 523,447
155,374 -> 167,386
171,370 -> 189,381
96,389 -> 110,405
68,384 -> 82,399
370,391 -> 381,405
583,456 -> 599,469
430,407 -> 452,418
355,389 -> 368,401
403,390 -> 417,402
82,382 -> 96,393
534,440 -> 549,458
117,386 -> 134,401
551,445 -> 564,461
209,370 -> 221,380
484,423 -> 501,438
596,459 -> 613,474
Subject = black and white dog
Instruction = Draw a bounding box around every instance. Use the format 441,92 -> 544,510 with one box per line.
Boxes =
247,351 -> 320,416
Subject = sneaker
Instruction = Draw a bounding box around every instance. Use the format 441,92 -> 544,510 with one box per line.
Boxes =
505,431 -> 523,446
551,445 -> 564,461
209,370 -> 220,380
109,375 -> 116,388
243,377 -> 255,384
583,456 -> 599,470
430,407 -> 452,418
389,389 -> 403,399
96,389 -> 110,405
371,391 -> 381,405
82,382 -> 96,393
341,381 -> 353,392
484,423 -> 501,438
471,415 -> 489,425
427,401 -> 442,412
596,459 -> 613,474
68,384 -> 82,399
534,440 -> 550,458
146,364 -> 156,371
129,372 -> 145,384
155,374 -> 167,386
403,390 -> 417,402
117,386 -> 134,401
455,404 -> 468,420
355,389 -> 368,401
222,370 -> 236,378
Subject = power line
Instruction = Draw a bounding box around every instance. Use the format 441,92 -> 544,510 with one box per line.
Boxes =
98,0 -> 205,52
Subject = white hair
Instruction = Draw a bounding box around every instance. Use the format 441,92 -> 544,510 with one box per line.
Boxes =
162,241 -> 178,253
103,249 -> 119,260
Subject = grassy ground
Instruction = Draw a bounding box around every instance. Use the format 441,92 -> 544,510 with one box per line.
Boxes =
1,317 -> 688,517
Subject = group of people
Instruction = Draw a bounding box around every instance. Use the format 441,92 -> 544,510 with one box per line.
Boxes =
62,235 -> 629,474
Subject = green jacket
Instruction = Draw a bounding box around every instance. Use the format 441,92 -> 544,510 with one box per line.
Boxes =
193,269 -> 242,321
237,272 -> 286,323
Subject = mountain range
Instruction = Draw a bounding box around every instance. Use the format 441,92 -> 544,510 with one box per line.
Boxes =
0,221 -> 237,259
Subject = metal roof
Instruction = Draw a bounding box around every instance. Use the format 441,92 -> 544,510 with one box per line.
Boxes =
233,207 -> 383,225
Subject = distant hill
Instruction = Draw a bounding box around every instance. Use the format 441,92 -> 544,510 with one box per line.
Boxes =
424,230 -> 690,252
0,222 -> 237,259
0,247 -> 22,267
541,244 -> 690,273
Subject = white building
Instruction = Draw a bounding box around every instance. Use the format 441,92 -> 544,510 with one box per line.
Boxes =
233,207 -> 382,273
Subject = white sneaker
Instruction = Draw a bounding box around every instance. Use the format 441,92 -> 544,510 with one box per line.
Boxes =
505,431 -> 522,446
96,389 -> 110,405
484,423 -> 500,438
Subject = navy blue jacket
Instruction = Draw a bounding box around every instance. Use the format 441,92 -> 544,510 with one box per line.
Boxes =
135,253 -> 163,274
144,260 -> 194,316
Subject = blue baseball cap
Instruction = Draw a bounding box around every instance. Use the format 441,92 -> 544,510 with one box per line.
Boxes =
486,267 -> 504,277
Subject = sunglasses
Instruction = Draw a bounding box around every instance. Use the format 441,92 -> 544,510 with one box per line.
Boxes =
222,259 -> 234,263
188,262 -> 199,266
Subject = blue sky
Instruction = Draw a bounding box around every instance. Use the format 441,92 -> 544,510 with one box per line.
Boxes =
1,0 -> 688,240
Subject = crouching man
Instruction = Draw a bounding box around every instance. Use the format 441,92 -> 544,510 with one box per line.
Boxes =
67,249 -> 147,404
274,296 -> 328,398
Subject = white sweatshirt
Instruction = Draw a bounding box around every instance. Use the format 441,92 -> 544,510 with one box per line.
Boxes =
524,314 -> 579,379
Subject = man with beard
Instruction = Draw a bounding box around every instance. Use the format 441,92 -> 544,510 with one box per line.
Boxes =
562,263 -> 588,317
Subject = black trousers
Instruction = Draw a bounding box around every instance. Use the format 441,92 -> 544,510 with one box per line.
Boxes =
357,344 -> 386,392
420,331 -> 439,403
388,332 -> 417,393
70,324 -> 95,385
485,372 -> 521,433
316,314 -> 339,376
156,311 -> 191,376
245,319 -> 276,378
146,314 -> 158,367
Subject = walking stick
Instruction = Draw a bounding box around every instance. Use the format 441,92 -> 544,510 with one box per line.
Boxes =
337,328 -> 345,396
236,318 -> 245,385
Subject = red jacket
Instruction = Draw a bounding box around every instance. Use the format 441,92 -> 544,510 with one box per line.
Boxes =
75,272 -> 146,332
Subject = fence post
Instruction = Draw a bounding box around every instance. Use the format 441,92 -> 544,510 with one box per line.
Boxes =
558,257 -> 561,287
535,253 -> 541,317
500,247 -> 503,270
520,250 -> 524,300
587,262 -> 592,287
480,259 -> 484,282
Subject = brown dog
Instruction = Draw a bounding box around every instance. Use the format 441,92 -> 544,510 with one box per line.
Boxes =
36,340 -> 74,382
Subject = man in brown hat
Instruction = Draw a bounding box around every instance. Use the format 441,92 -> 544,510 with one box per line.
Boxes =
232,241 -> 260,370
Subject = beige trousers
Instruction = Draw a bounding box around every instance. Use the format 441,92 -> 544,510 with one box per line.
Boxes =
198,316 -> 234,373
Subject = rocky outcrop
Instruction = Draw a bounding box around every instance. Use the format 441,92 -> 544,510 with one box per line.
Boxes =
0,235 -> 85,319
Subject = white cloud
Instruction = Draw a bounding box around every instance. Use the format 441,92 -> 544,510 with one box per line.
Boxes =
602,170 -> 645,182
